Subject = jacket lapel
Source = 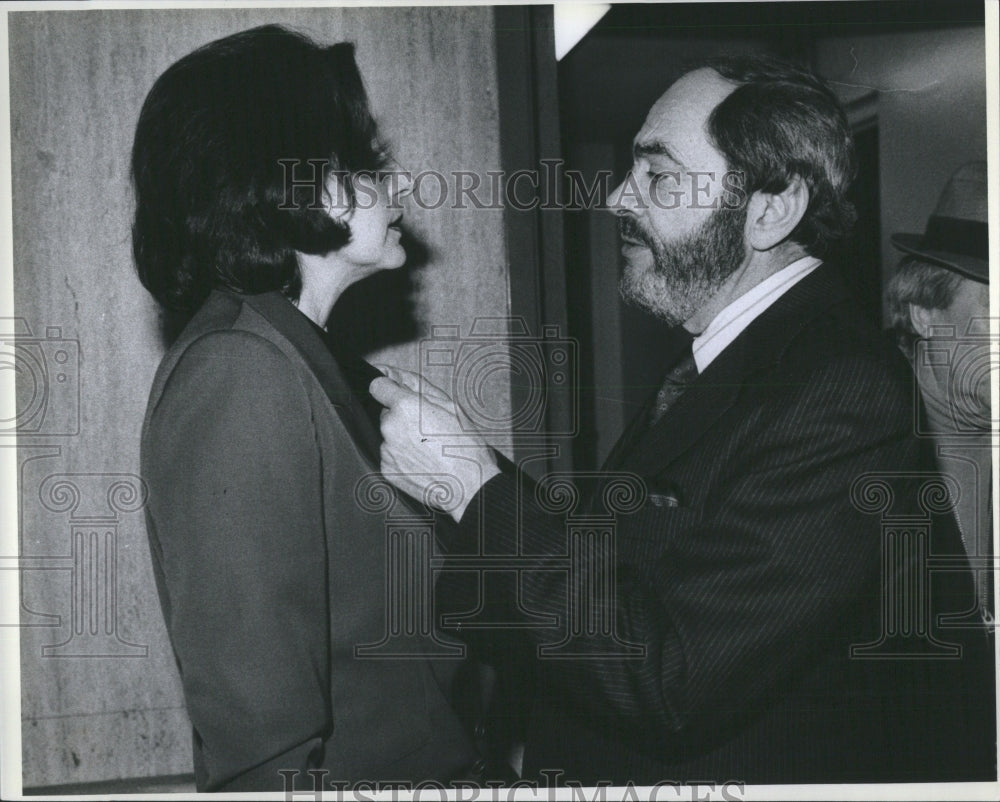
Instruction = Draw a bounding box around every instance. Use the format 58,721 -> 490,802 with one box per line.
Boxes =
241,291 -> 384,470
617,263 -> 854,475
602,330 -> 694,472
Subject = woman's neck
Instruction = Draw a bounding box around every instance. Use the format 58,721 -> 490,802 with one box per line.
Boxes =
292,291 -> 334,330
294,255 -> 365,329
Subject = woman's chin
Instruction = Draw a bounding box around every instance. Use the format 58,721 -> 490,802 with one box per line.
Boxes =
379,247 -> 408,270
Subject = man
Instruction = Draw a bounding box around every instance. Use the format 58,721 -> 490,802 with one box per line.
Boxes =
371,57 -> 995,784
886,161 -> 993,625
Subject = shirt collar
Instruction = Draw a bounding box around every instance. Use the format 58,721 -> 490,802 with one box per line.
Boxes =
691,255 -> 822,372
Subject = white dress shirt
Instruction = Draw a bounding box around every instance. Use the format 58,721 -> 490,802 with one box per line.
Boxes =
692,256 -> 822,372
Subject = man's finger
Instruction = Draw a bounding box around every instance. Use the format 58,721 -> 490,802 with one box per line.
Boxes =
369,376 -> 414,408
418,374 -> 452,404
373,363 -> 452,404
373,364 -> 421,393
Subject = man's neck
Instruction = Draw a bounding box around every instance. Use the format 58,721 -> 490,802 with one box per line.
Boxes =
684,243 -> 809,334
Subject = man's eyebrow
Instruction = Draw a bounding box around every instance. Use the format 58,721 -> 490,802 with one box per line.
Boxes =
633,141 -> 687,168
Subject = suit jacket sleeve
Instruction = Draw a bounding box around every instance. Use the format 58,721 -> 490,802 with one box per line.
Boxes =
144,330 -> 330,790
441,353 -> 937,756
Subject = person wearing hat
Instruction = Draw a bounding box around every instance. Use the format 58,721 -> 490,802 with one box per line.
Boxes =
886,160 -> 994,624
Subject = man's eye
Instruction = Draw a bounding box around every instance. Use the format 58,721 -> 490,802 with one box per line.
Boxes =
649,170 -> 681,184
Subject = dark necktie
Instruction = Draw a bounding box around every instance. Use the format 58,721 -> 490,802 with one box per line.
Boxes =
648,335 -> 698,428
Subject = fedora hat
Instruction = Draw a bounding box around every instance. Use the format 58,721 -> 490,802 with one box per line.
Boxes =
891,160 -> 989,283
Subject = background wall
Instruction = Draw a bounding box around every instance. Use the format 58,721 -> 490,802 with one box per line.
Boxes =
8,7 -> 510,788
814,25 -> 988,307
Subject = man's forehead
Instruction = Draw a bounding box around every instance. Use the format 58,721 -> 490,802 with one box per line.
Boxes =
635,68 -> 737,148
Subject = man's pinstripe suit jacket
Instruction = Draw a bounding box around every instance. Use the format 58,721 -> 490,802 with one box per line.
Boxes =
437,262 -> 996,785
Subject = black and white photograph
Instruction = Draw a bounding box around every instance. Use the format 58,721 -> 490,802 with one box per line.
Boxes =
1,0 -> 997,798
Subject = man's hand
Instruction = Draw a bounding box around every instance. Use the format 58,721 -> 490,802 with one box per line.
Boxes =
370,367 -> 501,523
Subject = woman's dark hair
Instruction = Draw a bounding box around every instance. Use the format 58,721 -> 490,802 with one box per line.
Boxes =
696,55 -> 857,257
131,24 -> 389,313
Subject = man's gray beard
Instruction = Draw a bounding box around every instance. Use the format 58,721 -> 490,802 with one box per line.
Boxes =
619,206 -> 748,327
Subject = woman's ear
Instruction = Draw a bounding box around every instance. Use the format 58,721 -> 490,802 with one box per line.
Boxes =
908,303 -> 938,339
745,174 -> 809,252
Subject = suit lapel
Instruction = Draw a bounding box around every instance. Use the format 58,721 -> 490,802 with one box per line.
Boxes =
602,331 -> 693,472
616,263 -> 853,475
241,291 -> 384,470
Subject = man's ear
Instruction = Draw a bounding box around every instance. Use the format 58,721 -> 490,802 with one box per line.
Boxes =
745,174 -> 809,251
908,303 -> 938,339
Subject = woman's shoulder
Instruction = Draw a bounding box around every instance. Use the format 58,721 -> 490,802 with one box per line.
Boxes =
146,293 -> 311,416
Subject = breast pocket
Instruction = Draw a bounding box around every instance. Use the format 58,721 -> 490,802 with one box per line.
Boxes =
613,488 -> 703,568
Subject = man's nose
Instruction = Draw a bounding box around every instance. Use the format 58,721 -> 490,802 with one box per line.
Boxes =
608,174 -> 638,216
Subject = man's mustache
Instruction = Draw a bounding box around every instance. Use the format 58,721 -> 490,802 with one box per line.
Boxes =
618,214 -> 649,246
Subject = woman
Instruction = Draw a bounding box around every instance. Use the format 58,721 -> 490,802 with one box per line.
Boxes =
133,25 -> 478,791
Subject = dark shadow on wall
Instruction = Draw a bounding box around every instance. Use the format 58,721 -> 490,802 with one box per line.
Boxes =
327,225 -> 429,355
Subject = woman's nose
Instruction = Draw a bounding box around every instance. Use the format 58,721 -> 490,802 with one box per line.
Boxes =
387,161 -> 413,200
